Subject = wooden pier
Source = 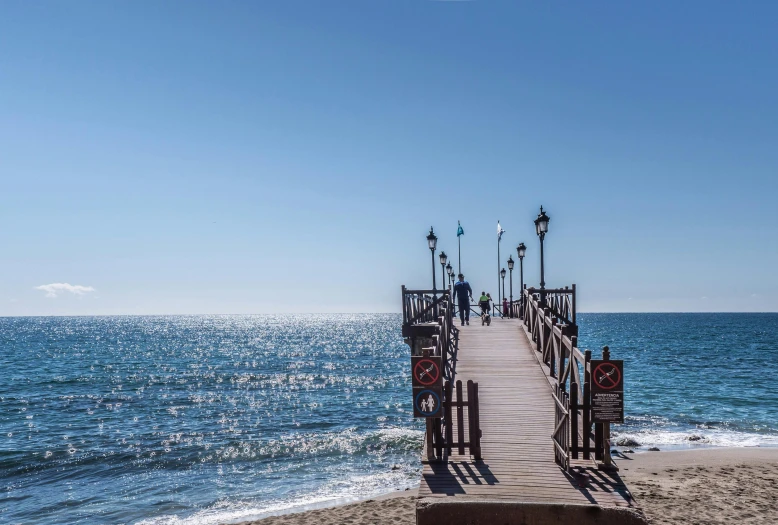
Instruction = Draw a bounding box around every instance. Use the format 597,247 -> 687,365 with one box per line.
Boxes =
402,287 -> 647,525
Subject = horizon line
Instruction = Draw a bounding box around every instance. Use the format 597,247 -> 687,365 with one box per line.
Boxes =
1,311 -> 778,319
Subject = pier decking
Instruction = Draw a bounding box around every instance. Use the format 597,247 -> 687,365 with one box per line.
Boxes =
403,287 -> 647,525
417,319 -> 639,522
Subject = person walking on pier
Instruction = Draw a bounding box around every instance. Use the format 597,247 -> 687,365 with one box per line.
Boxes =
453,274 -> 473,326
478,292 -> 491,317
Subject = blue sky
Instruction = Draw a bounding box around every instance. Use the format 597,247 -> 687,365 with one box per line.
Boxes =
1,1 -> 776,315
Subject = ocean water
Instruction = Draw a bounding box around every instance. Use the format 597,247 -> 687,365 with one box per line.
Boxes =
0,315 -> 422,525
1,313 -> 777,524
578,313 -> 778,449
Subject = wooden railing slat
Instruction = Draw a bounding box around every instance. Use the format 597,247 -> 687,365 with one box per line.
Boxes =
456,380 -> 465,456
445,381 -> 453,456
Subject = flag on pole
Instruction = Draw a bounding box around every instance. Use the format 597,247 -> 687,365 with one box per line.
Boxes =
457,221 -> 464,237
497,221 -> 505,241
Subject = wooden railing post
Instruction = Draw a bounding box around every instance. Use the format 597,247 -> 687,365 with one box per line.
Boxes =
594,423 -> 604,461
425,418 -> 435,461
468,380 -> 482,460
571,283 -> 577,325
444,381 -> 453,456
600,345 -> 614,468
434,417 -> 444,459
570,380 -> 579,459
583,349 -> 592,460
401,285 -> 407,325
569,335 -> 577,391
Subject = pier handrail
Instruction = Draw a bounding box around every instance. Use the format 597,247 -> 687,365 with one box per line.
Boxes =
525,285 -> 576,325
402,286 -> 459,381
509,299 -> 522,318
521,286 -> 613,470
402,288 -> 449,326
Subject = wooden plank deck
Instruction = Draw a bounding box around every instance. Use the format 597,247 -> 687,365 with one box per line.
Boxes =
418,318 -> 637,510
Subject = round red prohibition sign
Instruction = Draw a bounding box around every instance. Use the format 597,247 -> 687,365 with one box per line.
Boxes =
593,363 -> 621,390
414,359 -> 440,386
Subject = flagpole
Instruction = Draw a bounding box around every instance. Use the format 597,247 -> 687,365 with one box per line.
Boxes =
457,220 -> 463,274
497,220 -> 501,308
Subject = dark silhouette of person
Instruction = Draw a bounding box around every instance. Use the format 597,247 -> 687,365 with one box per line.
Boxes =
452,273 -> 473,326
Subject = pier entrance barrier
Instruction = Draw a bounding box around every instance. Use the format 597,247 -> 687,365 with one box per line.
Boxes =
425,379 -> 482,461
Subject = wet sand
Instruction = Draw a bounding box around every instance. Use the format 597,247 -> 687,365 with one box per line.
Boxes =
228,490 -> 417,525
231,448 -> 778,525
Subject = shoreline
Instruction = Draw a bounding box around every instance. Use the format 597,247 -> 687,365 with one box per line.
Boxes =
228,447 -> 778,525
223,488 -> 418,525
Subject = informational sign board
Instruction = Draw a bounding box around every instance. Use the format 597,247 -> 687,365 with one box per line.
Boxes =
590,360 -> 624,423
413,386 -> 443,418
411,356 -> 442,387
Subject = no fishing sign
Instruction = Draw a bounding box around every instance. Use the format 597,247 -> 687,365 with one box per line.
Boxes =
590,360 -> 624,423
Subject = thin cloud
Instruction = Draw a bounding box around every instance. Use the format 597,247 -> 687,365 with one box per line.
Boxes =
35,283 -> 96,298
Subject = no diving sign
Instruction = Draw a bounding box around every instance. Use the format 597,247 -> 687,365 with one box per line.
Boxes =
593,362 -> 622,391
591,360 -> 624,423
411,356 -> 442,387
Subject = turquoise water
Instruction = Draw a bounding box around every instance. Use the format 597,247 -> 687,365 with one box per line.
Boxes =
1,313 -> 777,524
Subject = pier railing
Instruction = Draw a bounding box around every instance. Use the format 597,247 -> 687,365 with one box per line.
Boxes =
441,379 -> 482,460
421,379 -> 483,461
402,288 -> 447,326
521,287 -> 613,471
401,287 -> 459,381
510,299 -> 522,318
524,285 -> 576,325
402,286 -> 482,461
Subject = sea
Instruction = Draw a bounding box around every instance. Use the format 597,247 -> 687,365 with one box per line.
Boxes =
1,313 -> 777,524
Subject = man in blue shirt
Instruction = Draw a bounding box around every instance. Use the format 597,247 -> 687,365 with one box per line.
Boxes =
452,273 -> 473,326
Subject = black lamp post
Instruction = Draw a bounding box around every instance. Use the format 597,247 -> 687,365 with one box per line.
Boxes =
517,242 -> 526,319
534,207 -> 550,303
507,255 -> 514,317
446,262 -> 453,290
427,227 -> 438,291
439,251 -> 448,296
500,267 -> 506,315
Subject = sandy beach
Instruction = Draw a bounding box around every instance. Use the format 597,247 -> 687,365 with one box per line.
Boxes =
232,447 -> 778,525
619,447 -> 778,524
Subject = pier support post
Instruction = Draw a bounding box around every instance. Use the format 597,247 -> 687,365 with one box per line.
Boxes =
598,346 -> 618,471
426,419 -> 435,461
